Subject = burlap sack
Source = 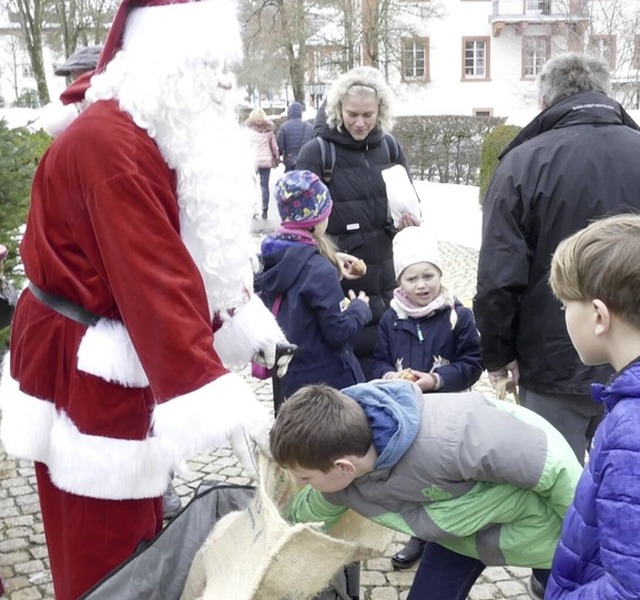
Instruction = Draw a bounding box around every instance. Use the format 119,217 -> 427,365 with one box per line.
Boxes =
180,456 -> 394,600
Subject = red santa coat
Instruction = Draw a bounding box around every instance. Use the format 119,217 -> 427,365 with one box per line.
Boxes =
1,99 -> 264,501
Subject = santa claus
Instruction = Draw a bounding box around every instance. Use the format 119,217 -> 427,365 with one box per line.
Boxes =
0,0 -> 290,598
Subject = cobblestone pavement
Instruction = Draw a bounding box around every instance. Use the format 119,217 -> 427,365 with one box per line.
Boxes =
0,239 -> 538,600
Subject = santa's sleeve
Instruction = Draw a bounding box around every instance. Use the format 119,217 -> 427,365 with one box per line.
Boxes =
82,167 -> 267,466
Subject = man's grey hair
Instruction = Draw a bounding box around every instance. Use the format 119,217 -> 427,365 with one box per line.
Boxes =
325,66 -> 394,133
538,53 -> 611,108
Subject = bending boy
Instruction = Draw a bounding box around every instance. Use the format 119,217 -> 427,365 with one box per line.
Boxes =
270,380 -> 582,599
546,214 -> 640,599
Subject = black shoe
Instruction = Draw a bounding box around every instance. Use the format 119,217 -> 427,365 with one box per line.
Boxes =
262,210 -> 268,220
526,573 -> 545,600
162,482 -> 182,519
391,537 -> 426,569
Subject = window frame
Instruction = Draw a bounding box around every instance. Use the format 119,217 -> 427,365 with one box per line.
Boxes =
521,35 -> 551,79
401,36 -> 430,82
462,36 -> 491,81
588,34 -> 617,69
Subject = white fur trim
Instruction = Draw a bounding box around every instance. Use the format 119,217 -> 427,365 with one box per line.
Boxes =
77,318 -> 149,387
123,0 -> 243,68
39,101 -> 80,137
213,295 -> 286,367
0,356 -> 168,499
0,358 -> 268,499
152,372 -> 271,467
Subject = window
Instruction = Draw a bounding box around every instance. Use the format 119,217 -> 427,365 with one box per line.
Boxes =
589,35 -> 616,69
473,108 -> 493,117
21,63 -> 34,78
402,38 -> 429,81
527,0 -> 550,15
462,37 -> 490,80
522,37 -> 550,78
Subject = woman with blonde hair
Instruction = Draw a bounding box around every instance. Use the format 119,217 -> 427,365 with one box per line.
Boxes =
296,66 -> 419,379
246,106 -> 280,219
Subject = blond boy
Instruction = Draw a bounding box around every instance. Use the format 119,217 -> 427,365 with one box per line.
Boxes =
546,213 -> 640,599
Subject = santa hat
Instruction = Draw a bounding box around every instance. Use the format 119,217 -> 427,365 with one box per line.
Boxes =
95,0 -> 243,74
275,170 -> 333,230
393,225 -> 442,279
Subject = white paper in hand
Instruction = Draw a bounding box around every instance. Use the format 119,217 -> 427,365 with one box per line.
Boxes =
381,164 -> 421,227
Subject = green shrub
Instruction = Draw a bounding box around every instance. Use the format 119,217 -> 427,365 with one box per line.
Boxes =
478,124 -> 521,205
0,120 -> 52,350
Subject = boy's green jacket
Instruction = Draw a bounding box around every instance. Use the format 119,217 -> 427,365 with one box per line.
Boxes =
286,381 -> 582,568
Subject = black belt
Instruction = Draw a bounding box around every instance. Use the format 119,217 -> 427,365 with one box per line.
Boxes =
28,283 -> 100,327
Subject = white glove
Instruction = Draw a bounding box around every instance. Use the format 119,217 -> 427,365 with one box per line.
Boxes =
228,419 -> 272,480
214,294 -> 290,369
252,343 -> 296,378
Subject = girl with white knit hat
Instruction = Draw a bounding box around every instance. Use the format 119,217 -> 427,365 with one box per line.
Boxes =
371,225 -> 483,569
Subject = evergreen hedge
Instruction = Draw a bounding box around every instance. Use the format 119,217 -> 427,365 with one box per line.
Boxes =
0,120 -> 52,348
477,124 -> 522,205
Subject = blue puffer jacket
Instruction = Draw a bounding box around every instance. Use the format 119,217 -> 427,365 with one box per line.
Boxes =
256,238 -> 372,398
547,360 -> 640,599
370,301 -> 482,391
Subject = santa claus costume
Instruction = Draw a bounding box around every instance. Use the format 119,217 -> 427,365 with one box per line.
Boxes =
0,0 -> 288,598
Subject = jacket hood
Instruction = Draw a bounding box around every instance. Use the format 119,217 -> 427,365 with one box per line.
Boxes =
246,118 -> 275,133
313,101 -> 385,150
592,358 -> 640,412
287,102 -> 303,119
341,380 -> 421,470
256,240 -> 317,297
500,91 -> 640,159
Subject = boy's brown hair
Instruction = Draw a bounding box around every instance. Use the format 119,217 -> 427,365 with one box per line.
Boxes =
269,384 -> 373,472
550,213 -> 640,329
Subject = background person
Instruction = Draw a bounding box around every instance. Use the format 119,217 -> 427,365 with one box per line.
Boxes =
256,170 -> 371,398
0,0 -> 290,597
40,44 -> 103,137
474,53 -> 640,466
547,214 -> 640,599
245,106 -> 280,219
54,44 -> 103,81
296,66 -> 420,378
277,101 -> 313,172
270,380 -> 582,600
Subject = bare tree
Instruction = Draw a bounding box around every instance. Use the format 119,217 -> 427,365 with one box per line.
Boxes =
5,0 -> 51,104
2,0 -> 116,105
1,33 -> 24,101
584,0 -> 640,108
240,0 -> 312,103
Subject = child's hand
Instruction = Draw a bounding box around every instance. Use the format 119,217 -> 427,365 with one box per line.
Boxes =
348,289 -> 370,305
336,252 -> 367,280
412,370 -> 438,392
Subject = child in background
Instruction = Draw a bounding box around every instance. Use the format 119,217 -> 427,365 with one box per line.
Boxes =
371,225 -> 482,569
270,380 -> 582,600
256,170 -> 372,399
371,225 -> 482,393
546,214 -> 640,599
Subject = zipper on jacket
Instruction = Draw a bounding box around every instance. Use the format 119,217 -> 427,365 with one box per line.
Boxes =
416,323 -> 424,343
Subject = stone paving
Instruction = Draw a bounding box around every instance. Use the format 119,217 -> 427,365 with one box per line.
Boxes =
0,238 -> 538,600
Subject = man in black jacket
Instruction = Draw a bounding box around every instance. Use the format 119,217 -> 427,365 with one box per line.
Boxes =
277,102 -> 313,172
475,53 -> 640,466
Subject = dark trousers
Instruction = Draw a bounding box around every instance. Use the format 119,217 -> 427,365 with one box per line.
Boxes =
408,542 -> 549,600
258,167 -> 271,212
519,387 -> 604,465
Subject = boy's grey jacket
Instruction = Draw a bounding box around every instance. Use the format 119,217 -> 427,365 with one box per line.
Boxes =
287,380 -> 581,568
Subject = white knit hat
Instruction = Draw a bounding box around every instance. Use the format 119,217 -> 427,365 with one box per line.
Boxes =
393,226 -> 442,280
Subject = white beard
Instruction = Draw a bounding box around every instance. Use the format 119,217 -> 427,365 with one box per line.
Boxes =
87,54 -> 260,318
